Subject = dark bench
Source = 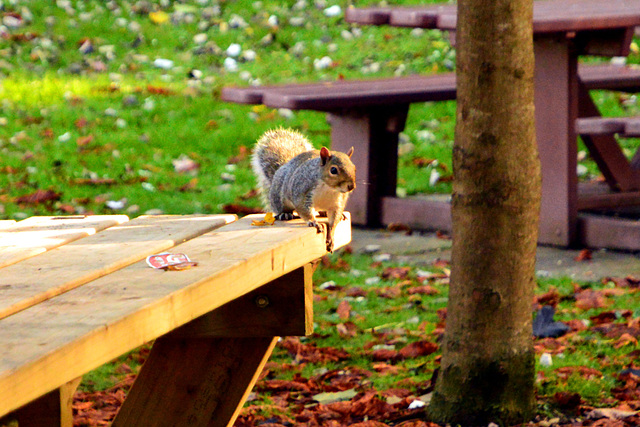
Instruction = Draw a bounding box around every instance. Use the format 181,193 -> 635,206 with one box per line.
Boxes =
222,63 -> 640,229
576,116 -> 640,137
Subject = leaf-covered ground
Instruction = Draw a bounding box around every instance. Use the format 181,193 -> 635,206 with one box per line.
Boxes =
66,247 -> 640,427
1,0 -> 640,426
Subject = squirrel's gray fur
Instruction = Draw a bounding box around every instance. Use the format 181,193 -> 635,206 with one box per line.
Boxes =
252,128 -> 356,251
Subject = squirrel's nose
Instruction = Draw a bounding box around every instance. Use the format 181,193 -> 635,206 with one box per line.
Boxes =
347,183 -> 355,192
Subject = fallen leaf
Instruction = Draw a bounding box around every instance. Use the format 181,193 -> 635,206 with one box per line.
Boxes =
574,248 -> 592,262
534,287 -> 561,307
387,222 -> 412,235
179,178 -> 198,192
555,366 -> 603,380
575,288 -> 609,310
147,84 -> 174,95
588,407 -> 639,420
336,300 -> 351,320
251,212 -> 276,226
228,145 -> 249,164
381,266 -> 411,280
412,157 -> 436,167
407,285 -> 439,295
346,287 -> 367,298
398,341 -> 438,358
76,134 -> 94,147
15,189 -> 61,205
372,362 -> 403,375
172,155 -> 199,173
336,322 -> 357,338
553,391 -> 582,410
614,333 -> 638,349
149,10 -> 169,24
312,389 -> 358,405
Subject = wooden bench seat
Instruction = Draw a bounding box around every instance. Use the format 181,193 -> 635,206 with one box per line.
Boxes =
576,116 -> 640,137
222,64 -> 640,109
0,214 -> 351,426
222,63 -> 640,229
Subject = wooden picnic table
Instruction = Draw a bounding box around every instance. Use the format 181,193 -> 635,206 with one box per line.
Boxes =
347,0 -> 640,249
0,214 -> 351,426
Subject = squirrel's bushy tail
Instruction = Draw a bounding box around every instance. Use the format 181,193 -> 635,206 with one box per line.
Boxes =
252,128 -> 314,202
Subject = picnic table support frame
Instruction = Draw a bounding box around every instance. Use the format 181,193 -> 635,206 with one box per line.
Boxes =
112,264 -> 314,427
7,377 -> 82,427
328,106 -> 408,227
534,35 -> 579,246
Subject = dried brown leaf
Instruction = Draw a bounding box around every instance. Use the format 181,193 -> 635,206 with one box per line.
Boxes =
336,300 -> 351,320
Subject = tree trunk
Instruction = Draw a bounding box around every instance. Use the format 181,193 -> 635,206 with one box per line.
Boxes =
428,0 -> 540,425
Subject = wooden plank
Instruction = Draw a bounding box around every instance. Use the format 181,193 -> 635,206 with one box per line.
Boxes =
580,64 -> 640,93
577,82 -> 640,191
223,64 -> 640,111
12,377 -> 81,427
0,220 -> 16,229
112,336 -> 278,427
261,74 -> 457,111
434,0 -> 640,33
579,213 -> 640,251
0,213 -> 351,417
381,195 -> 452,232
114,265 -> 313,425
0,215 -> 129,269
576,117 -> 627,135
0,214 -> 237,321
172,264 -> 314,338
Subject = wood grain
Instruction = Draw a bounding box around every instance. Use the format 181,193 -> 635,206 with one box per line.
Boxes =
0,214 -> 237,320
0,215 -> 129,269
0,213 -> 350,416
112,336 -> 278,427
12,377 -> 81,427
0,220 -> 16,229
171,264 -> 314,338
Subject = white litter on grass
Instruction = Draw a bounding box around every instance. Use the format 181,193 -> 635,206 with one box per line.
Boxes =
323,5 -> 342,16
314,56 -> 333,70
226,43 -> 242,57
193,33 -> 208,44
408,400 -> 426,410
106,199 -> 127,210
58,132 -> 71,142
319,281 -> 336,290
373,253 -> 391,262
153,58 -> 174,69
429,169 -> 441,186
365,277 -> 381,286
224,57 -> 238,72
540,352 -> 553,367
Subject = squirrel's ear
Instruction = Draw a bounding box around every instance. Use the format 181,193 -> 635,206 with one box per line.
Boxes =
346,147 -> 354,158
320,146 -> 331,165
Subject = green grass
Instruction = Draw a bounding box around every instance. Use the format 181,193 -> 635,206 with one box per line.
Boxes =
2,0 -> 640,424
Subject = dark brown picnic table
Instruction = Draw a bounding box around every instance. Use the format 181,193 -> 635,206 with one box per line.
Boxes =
346,0 -> 640,249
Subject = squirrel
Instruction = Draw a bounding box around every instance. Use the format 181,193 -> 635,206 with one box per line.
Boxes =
251,128 -> 356,252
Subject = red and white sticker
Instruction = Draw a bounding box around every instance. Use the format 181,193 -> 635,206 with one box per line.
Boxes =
146,253 -> 193,269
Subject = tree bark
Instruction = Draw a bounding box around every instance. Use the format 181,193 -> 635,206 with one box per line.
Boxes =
428,0 -> 540,425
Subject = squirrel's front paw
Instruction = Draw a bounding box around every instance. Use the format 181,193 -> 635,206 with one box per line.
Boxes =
325,236 -> 334,253
275,212 -> 294,221
308,221 -> 323,234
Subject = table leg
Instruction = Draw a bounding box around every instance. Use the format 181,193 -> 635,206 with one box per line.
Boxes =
328,106 -> 409,227
112,335 -> 278,427
534,36 -> 579,246
10,377 -> 81,427
112,265 -> 313,427
577,81 -> 640,191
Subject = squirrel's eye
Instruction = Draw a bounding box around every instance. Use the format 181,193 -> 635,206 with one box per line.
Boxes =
330,166 -> 338,175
